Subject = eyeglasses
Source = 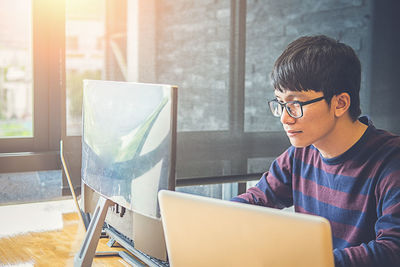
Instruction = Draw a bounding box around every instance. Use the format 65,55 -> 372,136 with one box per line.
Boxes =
268,96 -> 325,119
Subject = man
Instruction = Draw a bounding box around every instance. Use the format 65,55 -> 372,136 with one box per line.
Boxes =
231,35 -> 400,267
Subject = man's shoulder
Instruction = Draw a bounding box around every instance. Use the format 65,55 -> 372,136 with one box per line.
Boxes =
365,127 -> 400,177
361,116 -> 400,147
369,126 -> 400,152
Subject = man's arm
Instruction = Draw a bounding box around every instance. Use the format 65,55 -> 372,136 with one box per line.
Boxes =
334,169 -> 400,267
231,149 -> 294,209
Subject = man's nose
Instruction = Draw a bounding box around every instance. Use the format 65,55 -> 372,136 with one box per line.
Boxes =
280,107 -> 296,125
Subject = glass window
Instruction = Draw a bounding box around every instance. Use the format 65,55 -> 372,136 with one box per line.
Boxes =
0,0 -> 62,172
0,0 -> 33,138
65,0 -> 107,136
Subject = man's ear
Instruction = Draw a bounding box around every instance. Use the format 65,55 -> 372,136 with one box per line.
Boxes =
333,92 -> 351,117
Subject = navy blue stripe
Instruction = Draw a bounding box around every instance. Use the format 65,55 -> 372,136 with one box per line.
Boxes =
292,158 -> 373,195
332,236 -> 351,249
376,218 -> 400,232
230,197 -> 248,203
269,160 -> 292,185
379,159 -> 400,178
293,191 -> 368,226
381,190 -> 400,212
255,173 -> 291,208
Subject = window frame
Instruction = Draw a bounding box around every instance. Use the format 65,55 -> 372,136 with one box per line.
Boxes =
0,0 -> 64,173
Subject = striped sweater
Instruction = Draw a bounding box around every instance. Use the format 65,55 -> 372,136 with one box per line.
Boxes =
232,117 -> 400,267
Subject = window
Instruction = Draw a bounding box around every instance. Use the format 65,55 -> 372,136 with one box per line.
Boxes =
66,36 -> 79,51
0,0 -> 62,174
66,0 -> 107,136
0,0 -> 33,138
65,0 -> 127,136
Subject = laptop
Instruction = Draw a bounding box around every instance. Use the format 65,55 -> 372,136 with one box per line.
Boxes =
158,190 -> 334,267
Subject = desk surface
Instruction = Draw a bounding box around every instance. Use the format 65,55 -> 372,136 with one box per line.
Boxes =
0,198 -> 139,266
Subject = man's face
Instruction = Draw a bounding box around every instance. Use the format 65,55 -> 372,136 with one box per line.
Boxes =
274,89 -> 336,148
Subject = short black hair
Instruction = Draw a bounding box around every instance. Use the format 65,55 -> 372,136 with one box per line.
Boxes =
271,35 -> 362,121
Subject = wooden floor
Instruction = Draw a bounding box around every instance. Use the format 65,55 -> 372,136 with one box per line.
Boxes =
0,199 -> 141,267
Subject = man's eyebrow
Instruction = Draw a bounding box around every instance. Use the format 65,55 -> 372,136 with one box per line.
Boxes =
274,91 -> 307,101
275,94 -> 299,100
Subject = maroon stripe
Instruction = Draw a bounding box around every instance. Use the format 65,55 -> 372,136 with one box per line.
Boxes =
293,147 -> 382,179
266,174 -> 292,199
383,202 -> 400,216
276,150 -> 292,170
296,176 -> 370,212
377,170 -> 400,198
296,206 -> 361,244
377,228 -> 400,240
246,186 -> 268,205
295,205 -> 314,215
296,197 -> 369,245
330,220 -> 363,244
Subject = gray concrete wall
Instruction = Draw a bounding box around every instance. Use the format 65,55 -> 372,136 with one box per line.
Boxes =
155,0 -> 374,133
245,0 -> 372,132
156,1 -> 231,131
369,0 -> 400,134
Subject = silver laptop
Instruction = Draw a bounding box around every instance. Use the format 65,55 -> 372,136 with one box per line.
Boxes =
158,190 -> 334,267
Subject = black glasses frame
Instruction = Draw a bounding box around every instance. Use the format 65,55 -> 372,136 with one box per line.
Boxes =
268,96 -> 325,118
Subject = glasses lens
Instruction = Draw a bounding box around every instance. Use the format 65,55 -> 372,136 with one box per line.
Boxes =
269,100 -> 282,117
286,102 -> 302,118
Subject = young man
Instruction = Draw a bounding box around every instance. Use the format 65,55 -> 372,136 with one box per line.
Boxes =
231,35 -> 400,267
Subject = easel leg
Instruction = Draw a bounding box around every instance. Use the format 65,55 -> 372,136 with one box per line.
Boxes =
74,196 -> 112,267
